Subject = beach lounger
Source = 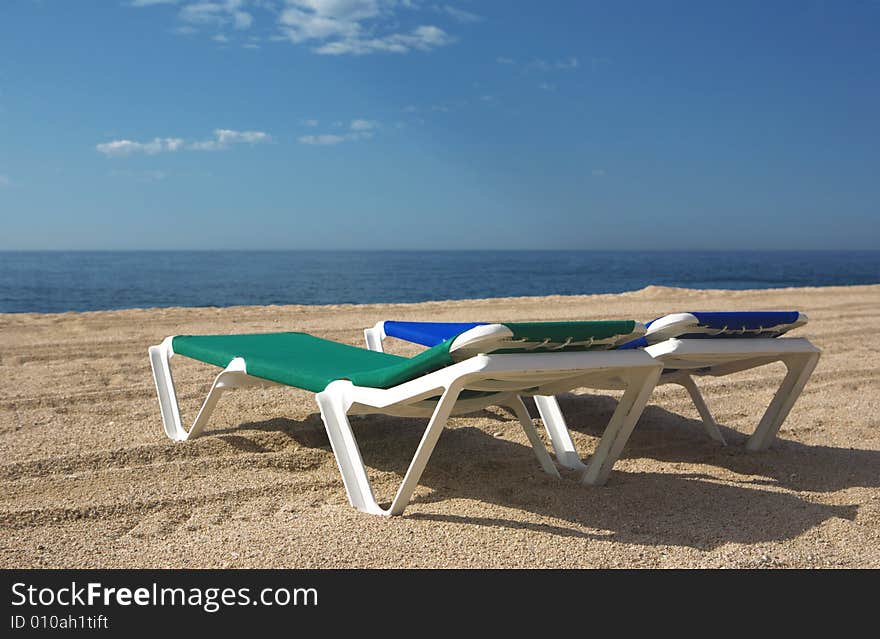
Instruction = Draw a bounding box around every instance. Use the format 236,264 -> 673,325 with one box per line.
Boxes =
149,321 -> 661,516
364,312 -> 821,471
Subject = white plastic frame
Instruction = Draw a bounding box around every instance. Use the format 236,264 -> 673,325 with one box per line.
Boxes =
529,337 -> 821,464
150,336 -> 662,515
365,322 -> 663,482
645,337 -> 821,449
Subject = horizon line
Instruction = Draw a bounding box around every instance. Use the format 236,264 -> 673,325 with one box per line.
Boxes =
2,248 -> 879,253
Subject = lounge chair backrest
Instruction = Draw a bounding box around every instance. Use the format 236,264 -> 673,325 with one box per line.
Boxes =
642,311 -> 808,345
381,320 -> 646,360
449,321 -> 645,359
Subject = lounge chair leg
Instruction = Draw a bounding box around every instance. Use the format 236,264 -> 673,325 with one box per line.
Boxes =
317,381 -> 462,516
387,384 -> 463,515
676,375 -> 727,445
506,397 -> 561,478
746,352 -> 820,451
149,341 -> 242,441
316,384 -> 383,515
149,343 -> 186,440
534,395 -> 587,470
581,366 -> 662,486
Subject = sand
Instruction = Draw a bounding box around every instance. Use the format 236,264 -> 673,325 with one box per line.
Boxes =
1,284 -> 879,568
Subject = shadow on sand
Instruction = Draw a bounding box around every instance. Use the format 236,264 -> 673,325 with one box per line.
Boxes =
218,392 -> 874,550
549,392 -> 879,494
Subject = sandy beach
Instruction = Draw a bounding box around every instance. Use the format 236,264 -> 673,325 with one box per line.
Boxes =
1,284 -> 878,568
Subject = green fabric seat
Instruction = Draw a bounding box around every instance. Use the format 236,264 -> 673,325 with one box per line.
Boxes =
173,332 -> 455,392
171,320 -> 641,392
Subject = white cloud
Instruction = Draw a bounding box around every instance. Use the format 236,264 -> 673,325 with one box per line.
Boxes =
180,2 -> 225,25
233,10 -> 253,29
298,134 -> 347,145
188,128 -> 271,149
298,118 -> 380,145
96,137 -> 185,157
435,4 -> 482,24
0,175 -> 10,188
310,25 -> 451,55
538,82 -> 555,91
212,33 -> 230,42
130,0 -> 178,6
349,118 -> 378,130
216,129 -> 269,144
97,129 -> 270,156
133,0 -> 462,55
279,1 -> 452,55
291,0 -> 381,21
592,169 -> 606,177
495,56 -> 514,64
526,57 -> 579,72
179,1 -> 253,30
109,169 -> 169,182
278,5 -> 363,43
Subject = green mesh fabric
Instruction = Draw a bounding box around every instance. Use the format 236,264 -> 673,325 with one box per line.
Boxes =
172,332 -> 454,392
502,320 -> 639,346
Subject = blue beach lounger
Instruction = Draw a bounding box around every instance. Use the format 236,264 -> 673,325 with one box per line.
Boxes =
364,312 -> 821,471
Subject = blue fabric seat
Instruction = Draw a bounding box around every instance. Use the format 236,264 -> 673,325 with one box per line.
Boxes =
383,321 -> 486,347
618,311 -> 806,348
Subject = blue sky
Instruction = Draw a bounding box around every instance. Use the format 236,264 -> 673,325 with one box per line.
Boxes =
1,0 -> 878,250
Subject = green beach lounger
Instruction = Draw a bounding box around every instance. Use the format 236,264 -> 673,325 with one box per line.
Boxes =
149,321 -> 661,516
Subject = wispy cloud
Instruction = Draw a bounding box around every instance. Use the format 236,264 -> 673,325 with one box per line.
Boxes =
349,118 -> 378,131
132,1 -> 463,56
592,168 -> 606,177
96,129 -> 270,157
401,99 -> 469,115
298,134 -> 347,146
129,0 -> 178,6
0,175 -> 10,188
525,56 -> 579,72
537,82 -> 555,91
96,137 -> 185,157
109,169 -> 169,182
188,128 -> 270,150
179,1 -> 253,30
434,4 -> 483,24
298,118 -> 380,145
495,56 -> 514,64
309,25 -> 451,56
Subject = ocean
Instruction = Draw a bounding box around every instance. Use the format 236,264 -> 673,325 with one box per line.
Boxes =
0,250 -> 878,313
